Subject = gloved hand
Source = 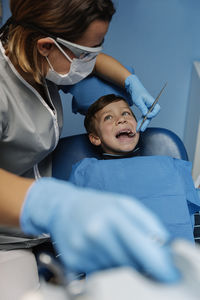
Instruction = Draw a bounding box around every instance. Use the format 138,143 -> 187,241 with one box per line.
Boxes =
125,74 -> 160,132
20,177 -> 179,283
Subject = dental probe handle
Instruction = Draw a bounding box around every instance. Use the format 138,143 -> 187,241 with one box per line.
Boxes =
137,82 -> 167,132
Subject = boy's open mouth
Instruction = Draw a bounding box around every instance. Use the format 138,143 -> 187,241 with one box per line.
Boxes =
115,129 -> 136,139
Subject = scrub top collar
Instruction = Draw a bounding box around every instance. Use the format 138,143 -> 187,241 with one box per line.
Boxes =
101,147 -> 140,160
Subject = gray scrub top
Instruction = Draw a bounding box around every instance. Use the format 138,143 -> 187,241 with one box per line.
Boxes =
0,42 -> 63,178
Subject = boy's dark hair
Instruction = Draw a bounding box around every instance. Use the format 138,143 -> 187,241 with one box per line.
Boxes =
84,94 -> 136,134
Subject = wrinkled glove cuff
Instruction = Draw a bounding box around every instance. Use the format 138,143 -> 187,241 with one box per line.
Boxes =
125,74 -> 142,100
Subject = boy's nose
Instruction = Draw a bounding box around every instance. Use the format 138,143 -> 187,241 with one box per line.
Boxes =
116,116 -> 127,124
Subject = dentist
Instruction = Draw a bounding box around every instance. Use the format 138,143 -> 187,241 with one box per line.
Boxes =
0,0 -> 175,288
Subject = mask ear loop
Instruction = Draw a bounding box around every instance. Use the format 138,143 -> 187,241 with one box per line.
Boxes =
47,37 -> 73,63
46,56 -> 54,71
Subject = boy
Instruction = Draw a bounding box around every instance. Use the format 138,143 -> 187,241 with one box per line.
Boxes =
69,94 -> 200,242
84,93 -> 140,157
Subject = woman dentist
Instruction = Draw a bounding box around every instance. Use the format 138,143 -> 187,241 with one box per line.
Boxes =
0,0 -> 177,291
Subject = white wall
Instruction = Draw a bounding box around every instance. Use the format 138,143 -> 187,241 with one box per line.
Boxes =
184,62 -> 200,177
193,121 -> 200,181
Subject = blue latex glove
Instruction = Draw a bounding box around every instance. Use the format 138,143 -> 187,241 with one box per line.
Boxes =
125,74 -> 160,132
20,177 -> 179,283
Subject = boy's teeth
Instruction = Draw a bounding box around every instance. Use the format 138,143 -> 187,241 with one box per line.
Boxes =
128,132 -> 136,137
116,130 -> 136,138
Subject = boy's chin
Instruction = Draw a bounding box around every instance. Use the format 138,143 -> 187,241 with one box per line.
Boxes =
119,146 -> 137,154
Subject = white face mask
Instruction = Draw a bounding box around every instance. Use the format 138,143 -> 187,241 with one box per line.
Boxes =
45,39 -> 97,85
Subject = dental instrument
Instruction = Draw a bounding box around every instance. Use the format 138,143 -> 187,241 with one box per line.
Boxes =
137,82 -> 167,132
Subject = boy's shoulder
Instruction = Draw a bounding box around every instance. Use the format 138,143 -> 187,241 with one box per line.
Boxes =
69,157 -> 98,184
72,157 -> 99,170
71,155 -> 191,172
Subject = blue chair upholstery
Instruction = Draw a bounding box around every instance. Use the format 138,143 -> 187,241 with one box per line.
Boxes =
60,66 -> 134,115
52,127 -> 189,181
138,127 -> 188,159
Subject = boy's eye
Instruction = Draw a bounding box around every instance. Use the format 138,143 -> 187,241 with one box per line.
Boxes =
122,111 -> 131,116
104,115 -> 112,121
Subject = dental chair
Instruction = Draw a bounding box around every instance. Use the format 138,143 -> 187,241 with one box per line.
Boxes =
54,68 -> 189,180
55,70 -> 200,244
53,127 -> 200,244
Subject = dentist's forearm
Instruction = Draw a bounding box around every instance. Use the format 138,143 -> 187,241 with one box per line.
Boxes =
94,53 -> 131,87
0,168 -> 34,226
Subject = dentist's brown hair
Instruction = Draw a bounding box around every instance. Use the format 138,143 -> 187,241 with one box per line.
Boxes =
1,0 -> 115,83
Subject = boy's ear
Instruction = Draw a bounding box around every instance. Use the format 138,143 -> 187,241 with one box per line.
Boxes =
88,133 -> 101,146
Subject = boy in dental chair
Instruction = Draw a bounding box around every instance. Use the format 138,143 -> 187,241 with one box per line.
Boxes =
69,94 -> 200,242
84,93 -> 140,159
